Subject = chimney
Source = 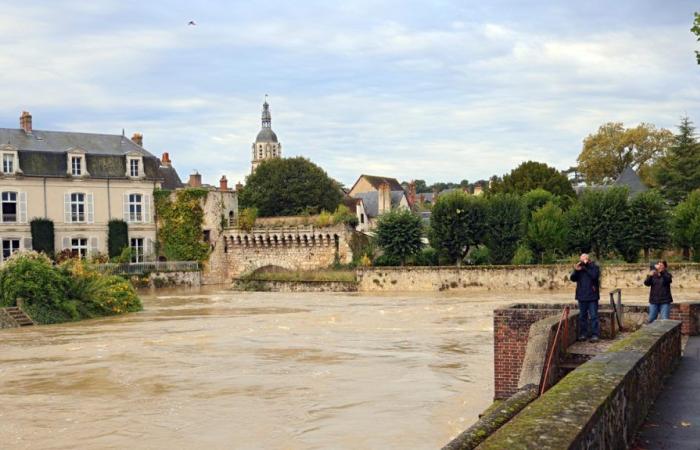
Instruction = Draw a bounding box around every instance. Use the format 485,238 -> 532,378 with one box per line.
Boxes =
219,175 -> 229,192
131,132 -> 143,147
19,111 -> 32,134
235,181 -> 243,192
378,181 -> 391,214
161,152 -> 171,167
407,180 -> 417,207
188,170 -> 202,187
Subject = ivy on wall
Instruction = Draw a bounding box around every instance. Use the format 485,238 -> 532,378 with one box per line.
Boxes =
30,218 -> 55,257
154,188 -> 210,261
108,220 -> 129,258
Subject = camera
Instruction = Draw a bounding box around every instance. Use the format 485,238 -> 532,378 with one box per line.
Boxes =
649,262 -> 656,271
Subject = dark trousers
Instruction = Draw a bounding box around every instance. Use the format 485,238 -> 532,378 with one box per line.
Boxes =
578,300 -> 600,338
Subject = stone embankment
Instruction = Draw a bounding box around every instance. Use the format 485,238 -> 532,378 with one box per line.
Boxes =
357,264 -> 700,292
232,279 -> 358,292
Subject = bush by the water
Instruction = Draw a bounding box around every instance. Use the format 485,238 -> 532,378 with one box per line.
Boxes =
0,252 -> 142,324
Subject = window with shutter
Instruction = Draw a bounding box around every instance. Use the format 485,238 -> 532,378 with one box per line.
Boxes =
64,193 -> 71,223
18,192 -> 27,223
23,237 -> 32,251
62,236 -> 70,250
144,194 -> 152,223
86,193 -> 94,224
123,193 -> 129,221
90,237 -> 98,255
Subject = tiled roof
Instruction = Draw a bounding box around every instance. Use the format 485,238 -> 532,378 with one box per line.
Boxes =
352,190 -> 406,217
357,175 -> 404,192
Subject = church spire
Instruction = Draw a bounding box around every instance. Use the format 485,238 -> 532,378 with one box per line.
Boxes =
261,94 -> 271,129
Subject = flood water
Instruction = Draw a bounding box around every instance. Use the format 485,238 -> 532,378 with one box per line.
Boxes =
0,288 -> 659,450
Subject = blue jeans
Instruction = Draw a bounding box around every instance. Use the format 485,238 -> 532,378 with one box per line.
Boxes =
578,300 -> 600,338
649,303 -> 671,323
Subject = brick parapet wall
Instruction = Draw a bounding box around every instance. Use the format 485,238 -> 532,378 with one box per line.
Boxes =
479,321 -> 683,450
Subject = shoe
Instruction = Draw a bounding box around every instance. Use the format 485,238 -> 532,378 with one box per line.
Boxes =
577,336 -> 587,342
590,336 -> 600,343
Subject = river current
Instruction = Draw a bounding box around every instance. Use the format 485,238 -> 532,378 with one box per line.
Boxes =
0,288 -> 655,449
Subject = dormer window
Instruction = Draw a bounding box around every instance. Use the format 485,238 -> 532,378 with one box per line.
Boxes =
66,148 -> 88,177
0,145 -> 20,175
2,154 -> 14,174
130,159 -> 139,177
71,156 -> 82,176
126,154 -> 143,178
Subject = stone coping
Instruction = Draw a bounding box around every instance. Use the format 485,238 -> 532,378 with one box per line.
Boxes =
357,263 -> 700,272
477,320 -> 682,449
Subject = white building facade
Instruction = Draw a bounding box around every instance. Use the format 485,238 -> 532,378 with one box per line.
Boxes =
0,112 -> 183,262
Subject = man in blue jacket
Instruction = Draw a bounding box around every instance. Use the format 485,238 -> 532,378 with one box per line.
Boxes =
570,253 -> 601,342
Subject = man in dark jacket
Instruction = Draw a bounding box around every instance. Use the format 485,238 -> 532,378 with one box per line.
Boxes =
570,253 -> 601,342
644,260 -> 673,323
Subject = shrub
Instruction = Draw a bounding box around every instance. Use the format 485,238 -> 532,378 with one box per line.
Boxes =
375,209 -> 424,265
237,207 -> 258,232
413,247 -> 440,266
315,210 -> 333,227
467,246 -> 491,265
0,252 -> 142,324
373,254 -> 402,266
30,218 -> 55,257
108,219 -> 129,258
512,244 -> 535,265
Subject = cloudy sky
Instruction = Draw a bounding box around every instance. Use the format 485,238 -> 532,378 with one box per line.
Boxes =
1,0 -> 698,187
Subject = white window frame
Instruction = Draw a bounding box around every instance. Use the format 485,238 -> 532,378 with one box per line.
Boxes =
1,238 -> 21,262
71,156 -> 82,176
129,159 -> 139,177
0,145 -> 20,176
2,153 -> 14,174
71,237 -> 89,259
70,193 -> 86,223
130,237 -> 144,263
66,148 -> 88,177
126,154 -> 144,178
128,193 -> 143,222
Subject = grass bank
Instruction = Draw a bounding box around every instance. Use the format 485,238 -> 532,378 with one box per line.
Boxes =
241,269 -> 357,283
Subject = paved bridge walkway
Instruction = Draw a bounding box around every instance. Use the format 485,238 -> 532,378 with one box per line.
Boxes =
634,336 -> 700,450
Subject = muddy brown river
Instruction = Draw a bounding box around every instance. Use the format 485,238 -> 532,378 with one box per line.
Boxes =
0,288 -> 658,449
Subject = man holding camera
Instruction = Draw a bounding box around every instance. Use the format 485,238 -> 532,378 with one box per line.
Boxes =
569,253 -> 601,342
644,260 -> 673,323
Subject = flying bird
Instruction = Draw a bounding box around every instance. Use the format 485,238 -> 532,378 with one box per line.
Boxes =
188,20 -> 197,26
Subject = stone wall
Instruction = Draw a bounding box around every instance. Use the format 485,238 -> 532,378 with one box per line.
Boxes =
357,264 -> 700,292
478,320 -> 682,450
203,225 -> 353,285
494,303 -> 619,399
130,271 -> 202,289
232,279 -> 358,292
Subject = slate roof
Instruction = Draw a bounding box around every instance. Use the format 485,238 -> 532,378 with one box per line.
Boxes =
354,175 -> 404,192
0,128 -> 152,156
352,191 -> 406,218
255,128 -> 278,143
0,127 -> 175,181
614,166 -> 648,196
158,166 -> 184,190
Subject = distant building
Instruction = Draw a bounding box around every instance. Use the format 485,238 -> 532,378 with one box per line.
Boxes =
251,97 -> 282,172
0,111 -> 183,262
183,171 -> 239,246
573,166 -> 649,196
348,175 -> 409,230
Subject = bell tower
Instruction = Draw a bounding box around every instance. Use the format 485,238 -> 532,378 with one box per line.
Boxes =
251,95 -> 282,172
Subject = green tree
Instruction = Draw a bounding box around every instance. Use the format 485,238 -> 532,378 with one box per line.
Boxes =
490,161 -> 575,198
577,122 -> 673,185
671,190 -> 700,260
620,190 -> 670,262
375,209 -> 423,265
526,202 -> 568,263
565,187 -> 629,259
239,157 -> 343,217
655,117 -> 700,204
522,188 -> 560,215
429,191 -> 487,265
485,193 -> 526,264
107,220 -> 129,259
